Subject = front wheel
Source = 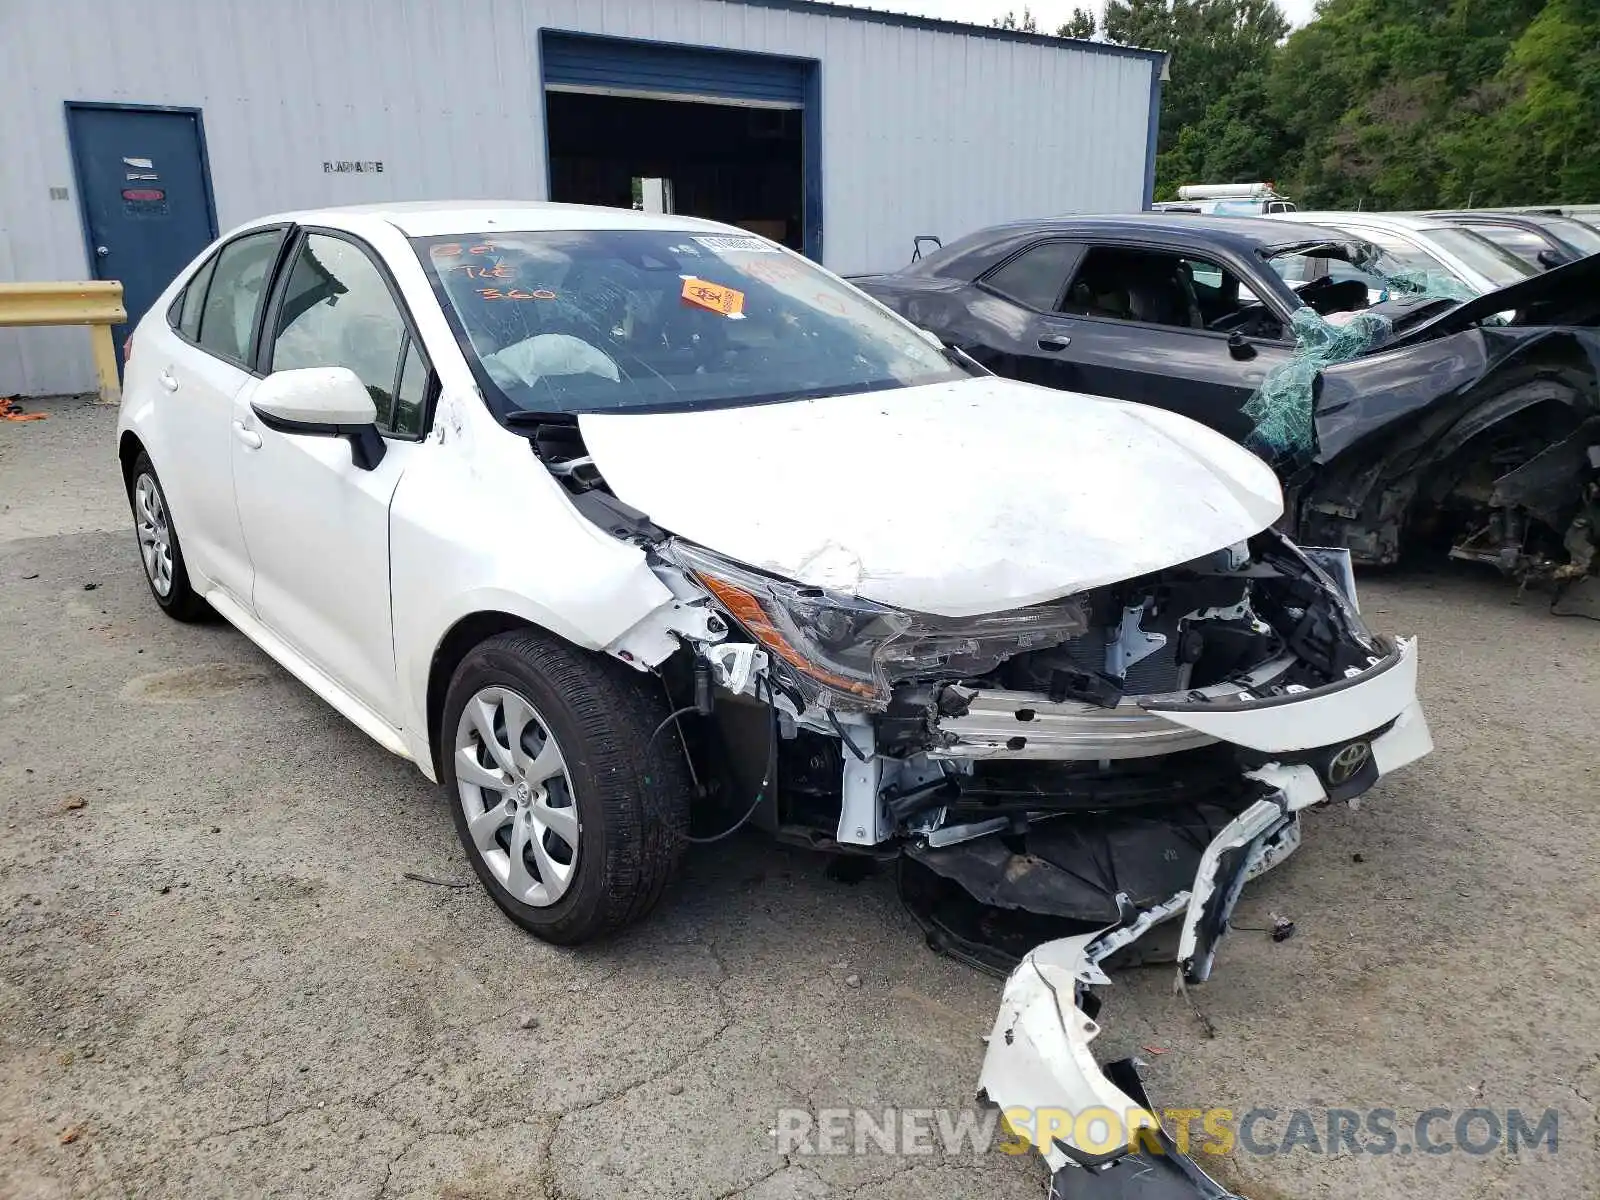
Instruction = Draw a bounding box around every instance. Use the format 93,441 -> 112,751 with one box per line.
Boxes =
441,629 -> 690,944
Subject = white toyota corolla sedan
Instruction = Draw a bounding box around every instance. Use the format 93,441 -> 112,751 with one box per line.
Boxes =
118,201 -> 1431,1186
118,199 -> 1430,964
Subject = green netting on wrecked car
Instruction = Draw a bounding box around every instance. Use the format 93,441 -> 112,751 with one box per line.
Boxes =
1244,307 -> 1393,456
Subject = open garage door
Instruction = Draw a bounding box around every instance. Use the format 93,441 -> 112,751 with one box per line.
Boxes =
540,31 -> 821,259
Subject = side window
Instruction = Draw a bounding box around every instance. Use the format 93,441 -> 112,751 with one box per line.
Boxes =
1471,224 -> 1548,262
269,233 -> 419,434
981,241 -> 1082,311
1349,228 -> 1440,275
195,230 -> 284,366
391,337 -> 430,438
169,252 -> 219,341
1064,247 -> 1283,339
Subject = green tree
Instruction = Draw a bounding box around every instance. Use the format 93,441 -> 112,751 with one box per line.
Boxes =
1259,0 -> 1555,208
1440,0 -> 1600,205
1058,7 -> 1100,38
992,7 -> 1040,32
1157,69 -> 1290,196
1101,0 -> 1290,183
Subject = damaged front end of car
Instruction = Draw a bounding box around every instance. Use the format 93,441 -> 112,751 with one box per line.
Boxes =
643,522 -> 1428,963
630,529 -> 1428,1196
527,396 -> 1430,1200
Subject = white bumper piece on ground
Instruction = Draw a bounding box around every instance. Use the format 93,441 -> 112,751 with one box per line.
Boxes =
977,933 -> 1149,1173
979,934 -> 1241,1198
976,640 -> 1434,1196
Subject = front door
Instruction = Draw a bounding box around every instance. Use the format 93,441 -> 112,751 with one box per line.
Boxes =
66,104 -> 217,347
231,229 -> 435,725
1041,246 -> 1295,444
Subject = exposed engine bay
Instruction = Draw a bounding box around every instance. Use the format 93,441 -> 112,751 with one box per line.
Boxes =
530,414 -> 1433,1198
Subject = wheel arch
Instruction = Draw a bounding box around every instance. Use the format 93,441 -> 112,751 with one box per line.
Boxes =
118,429 -> 148,494
1301,358 -> 1596,564
424,610 -> 540,778
1420,362 -> 1593,475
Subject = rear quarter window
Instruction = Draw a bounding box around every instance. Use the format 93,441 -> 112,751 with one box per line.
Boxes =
168,252 -> 219,341
981,241 -> 1082,311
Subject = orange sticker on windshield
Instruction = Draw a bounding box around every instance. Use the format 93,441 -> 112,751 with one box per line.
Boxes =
681,277 -> 746,318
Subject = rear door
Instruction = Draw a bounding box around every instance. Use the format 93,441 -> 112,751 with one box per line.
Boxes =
147,226 -> 287,602
65,104 -> 218,347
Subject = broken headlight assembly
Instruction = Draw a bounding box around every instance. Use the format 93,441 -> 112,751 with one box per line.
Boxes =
662,541 -> 1088,711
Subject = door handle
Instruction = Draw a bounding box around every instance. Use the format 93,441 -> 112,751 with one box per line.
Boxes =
232,420 -> 262,450
1037,334 -> 1072,352
95,245 -> 110,258
157,369 -> 179,392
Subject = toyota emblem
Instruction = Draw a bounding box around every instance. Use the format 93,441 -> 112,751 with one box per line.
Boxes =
1327,741 -> 1372,786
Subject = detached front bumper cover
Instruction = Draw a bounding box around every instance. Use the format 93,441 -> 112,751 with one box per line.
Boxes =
979,933 -> 1245,1199
974,687 -> 1433,1197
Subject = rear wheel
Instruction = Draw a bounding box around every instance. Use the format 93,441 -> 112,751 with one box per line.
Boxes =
441,629 -> 690,944
128,452 -> 208,621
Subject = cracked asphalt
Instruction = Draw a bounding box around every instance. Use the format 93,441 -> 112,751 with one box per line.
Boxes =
2,396 -> 1597,1199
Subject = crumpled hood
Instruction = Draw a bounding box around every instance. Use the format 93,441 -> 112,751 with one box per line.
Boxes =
578,377 -> 1283,617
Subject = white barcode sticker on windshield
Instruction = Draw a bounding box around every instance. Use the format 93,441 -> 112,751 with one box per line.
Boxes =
693,234 -> 780,254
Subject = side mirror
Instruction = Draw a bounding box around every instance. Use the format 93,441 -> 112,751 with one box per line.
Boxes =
1535,248 -> 1563,270
251,367 -> 386,470
1227,331 -> 1258,361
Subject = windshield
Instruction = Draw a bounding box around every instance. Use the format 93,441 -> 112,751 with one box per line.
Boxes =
1210,199 -> 1266,216
1329,226 -> 1458,278
1420,227 -> 1537,287
1269,235 -> 1439,292
414,230 -> 968,417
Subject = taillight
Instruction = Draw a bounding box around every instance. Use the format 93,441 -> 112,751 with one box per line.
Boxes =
122,335 -> 134,366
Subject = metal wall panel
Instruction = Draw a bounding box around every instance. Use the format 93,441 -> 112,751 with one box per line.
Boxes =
0,0 -> 1158,395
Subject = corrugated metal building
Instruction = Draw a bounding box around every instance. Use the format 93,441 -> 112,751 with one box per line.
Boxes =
0,0 -> 1163,396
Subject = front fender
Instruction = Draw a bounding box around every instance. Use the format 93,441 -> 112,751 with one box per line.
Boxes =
389,394 -> 678,768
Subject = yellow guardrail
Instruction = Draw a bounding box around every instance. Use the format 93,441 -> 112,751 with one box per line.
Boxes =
0,281 -> 126,405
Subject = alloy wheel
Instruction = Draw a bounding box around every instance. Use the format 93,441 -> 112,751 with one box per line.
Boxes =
134,474 -> 174,597
454,686 -> 579,906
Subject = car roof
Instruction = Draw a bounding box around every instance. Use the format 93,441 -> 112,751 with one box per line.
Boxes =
905,212 -> 1355,282
1426,210 -> 1551,229
233,200 -> 740,239
1264,211 -> 1451,234
987,212 -> 1344,251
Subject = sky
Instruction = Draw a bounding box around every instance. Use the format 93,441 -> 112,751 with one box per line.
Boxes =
845,0 -> 1320,35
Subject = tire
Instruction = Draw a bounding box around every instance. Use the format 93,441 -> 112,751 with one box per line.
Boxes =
441,628 -> 690,944
128,452 -> 209,622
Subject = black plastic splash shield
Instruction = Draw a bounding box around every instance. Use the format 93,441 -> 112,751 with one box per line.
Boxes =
1048,1059 -> 1248,1199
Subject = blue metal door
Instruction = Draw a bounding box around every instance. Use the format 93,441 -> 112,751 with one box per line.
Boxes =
66,104 -> 218,346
